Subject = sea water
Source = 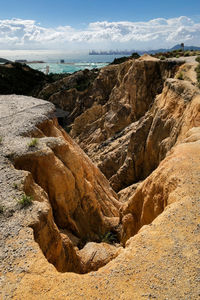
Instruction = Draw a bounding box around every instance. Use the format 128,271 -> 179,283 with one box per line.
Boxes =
0,50 -> 125,74
28,61 -> 108,74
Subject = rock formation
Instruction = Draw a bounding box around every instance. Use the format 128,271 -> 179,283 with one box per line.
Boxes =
0,56 -> 200,299
0,95 -> 120,275
39,56 -> 199,192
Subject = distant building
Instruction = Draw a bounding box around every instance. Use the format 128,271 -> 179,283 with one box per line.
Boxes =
181,43 -> 184,51
46,65 -> 50,75
60,59 -> 65,63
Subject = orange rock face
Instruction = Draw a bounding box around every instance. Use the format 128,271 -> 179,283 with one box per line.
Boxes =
15,119 -> 119,241
120,127 -> 200,244
43,58 -> 179,192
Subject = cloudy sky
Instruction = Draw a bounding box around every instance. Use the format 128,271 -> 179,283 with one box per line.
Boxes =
0,0 -> 200,53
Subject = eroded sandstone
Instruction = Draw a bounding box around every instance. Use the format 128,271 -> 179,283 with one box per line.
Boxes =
0,95 -> 121,276
0,57 -> 200,299
39,56 -> 185,191
54,57 -> 199,193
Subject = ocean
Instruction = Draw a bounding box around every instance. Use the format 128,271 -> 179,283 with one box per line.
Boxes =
0,50 -> 125,74
28,61 -> 109,74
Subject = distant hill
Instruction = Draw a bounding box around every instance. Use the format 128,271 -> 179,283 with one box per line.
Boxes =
0,57 -> 11,63
0,62 -> 47,95
145,44 -> 200,54
90,45 -> 200,56
170,44 -> 200,51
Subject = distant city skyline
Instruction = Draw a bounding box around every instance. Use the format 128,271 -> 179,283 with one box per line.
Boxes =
0,0 -> 200,52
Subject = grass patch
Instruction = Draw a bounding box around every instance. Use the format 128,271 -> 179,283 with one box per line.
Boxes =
28,138 -> 38,148
100,231 -> 118,245
18,194 -> 33,208
184,51 -> 190,57
195,64 -> 200,89
176,72 -> 184,80
151,50 -> 200,60
13,183 -> 18,189
195,56 -> 200,63
159,56 -> 166,60
0,137 -> 2,144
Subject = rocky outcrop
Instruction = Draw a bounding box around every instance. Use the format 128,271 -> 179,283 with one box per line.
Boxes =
39,56 -> 179,131
108,77 -> 200,191
38,67 -> 113,126
0,95 -> 120,276
14,121 -> 119,241
71,57 -> 179,139
39,56 -> 183,192
54,57 -> 198,193
79,242 -> 122,272
120,125 -> 200,244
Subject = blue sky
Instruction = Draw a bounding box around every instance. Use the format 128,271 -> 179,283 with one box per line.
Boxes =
1,0 -> 200,27
0,0 -> 200,52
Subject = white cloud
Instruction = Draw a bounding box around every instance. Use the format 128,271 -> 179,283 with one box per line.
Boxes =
0,16 -> 199,50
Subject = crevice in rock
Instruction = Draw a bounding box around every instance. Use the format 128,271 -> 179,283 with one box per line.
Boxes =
11,116 -> 195,276
14,151 -> 122,274
8,69 -> 199,276
12,119 -> 122,274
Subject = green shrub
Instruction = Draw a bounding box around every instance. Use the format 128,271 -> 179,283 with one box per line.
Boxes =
195,63 -> 200,89
195,65 -> 200,78
177,72 -> 184,80
184,51 -> 190,57
131,52 -> 140,59
28,138 -> 38,148
159,56 -> 166,60
100,231 -> 118,244
0,137 -> 2,144
13,183 -> 18,189
195,56 -> 200,63
176,55 -> 180,58
18,194 -> 33,208
110,56 -> 129,65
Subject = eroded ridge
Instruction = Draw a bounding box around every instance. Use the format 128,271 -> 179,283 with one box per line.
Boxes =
0,95 -> 121,274
13,118 -> 121,273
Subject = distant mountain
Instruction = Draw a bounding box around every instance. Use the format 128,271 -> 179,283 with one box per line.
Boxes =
170,44 -> 200,51
138,45 -> 200,55
145,44 -> 200,54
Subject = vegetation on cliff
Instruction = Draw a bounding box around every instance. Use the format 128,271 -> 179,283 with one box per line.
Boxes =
110,52 -> 140,65
0,62 -> 47,96
151,49 -> 200,60
195,56 -> 200,88
0,62 -> 85,96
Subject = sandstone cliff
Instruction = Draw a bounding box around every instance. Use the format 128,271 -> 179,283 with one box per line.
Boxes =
0,95 -> 120,275
0,56 -> 200,299
39,56 -> 199,193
